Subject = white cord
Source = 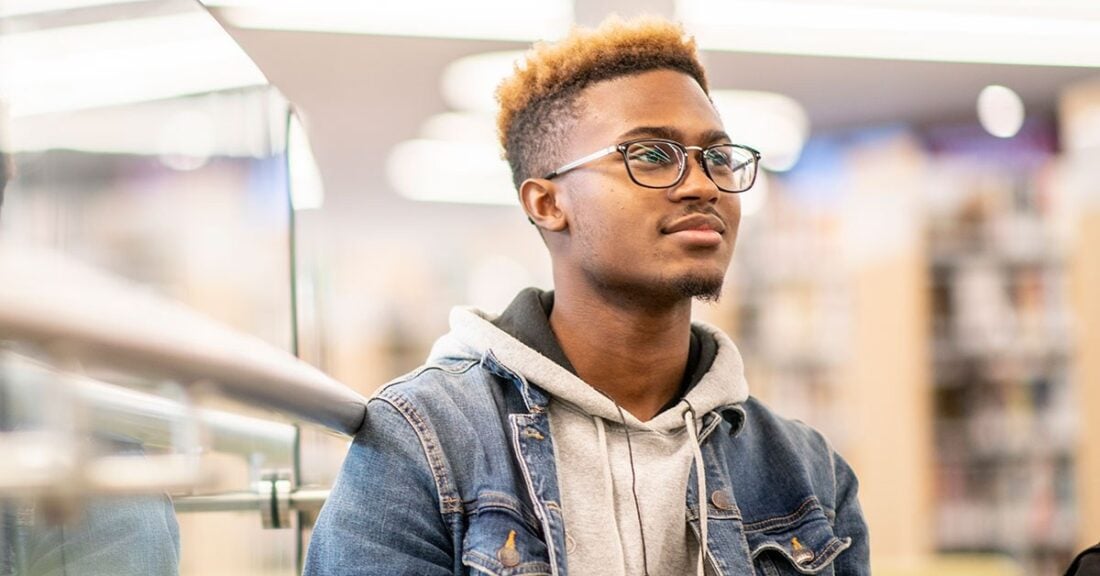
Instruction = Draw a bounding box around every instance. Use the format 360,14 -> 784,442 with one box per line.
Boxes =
684,406 -> 709,576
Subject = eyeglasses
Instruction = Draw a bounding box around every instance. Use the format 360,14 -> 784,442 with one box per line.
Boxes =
544,138 -> 761,193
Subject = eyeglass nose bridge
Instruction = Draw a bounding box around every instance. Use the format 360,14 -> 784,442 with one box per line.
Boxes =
676,145 -> 718,187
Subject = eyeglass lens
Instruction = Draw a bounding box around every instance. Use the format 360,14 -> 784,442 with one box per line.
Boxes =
624,140 -> 756,192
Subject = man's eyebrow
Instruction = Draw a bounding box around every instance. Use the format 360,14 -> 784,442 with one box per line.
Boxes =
700,129 -> 732,145
618,126 -> 680,141
617,126 -> 732,145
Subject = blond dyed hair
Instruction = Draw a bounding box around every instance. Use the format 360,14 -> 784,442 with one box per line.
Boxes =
495,16 -> 709,189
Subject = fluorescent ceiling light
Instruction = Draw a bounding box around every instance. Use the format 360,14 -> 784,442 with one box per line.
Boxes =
421,112 -> 499,144
680,0 -> 1100,67
391,112 -> 515,206
8,90 -> 285,158
388,139 -> 516,206
0,13 -> 267,117
0,0 -> 158,18
711,90 -> 809,172
977,85 -> 1025,138
441,51 -> 526,115
204,0 -> 571,42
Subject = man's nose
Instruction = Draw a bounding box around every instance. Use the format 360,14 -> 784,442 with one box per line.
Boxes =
667,151 -> 720,203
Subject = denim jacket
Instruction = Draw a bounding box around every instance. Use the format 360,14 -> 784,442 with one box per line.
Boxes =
305,346 -> 870,576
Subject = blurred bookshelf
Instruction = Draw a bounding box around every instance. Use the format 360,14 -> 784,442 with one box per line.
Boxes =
730,124 -> 1100,572
732,178 -> 853,453
731,132 -> 935,563
926,154 -> 1078,576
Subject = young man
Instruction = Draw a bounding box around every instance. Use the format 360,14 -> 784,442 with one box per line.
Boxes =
305,16 -> 870,576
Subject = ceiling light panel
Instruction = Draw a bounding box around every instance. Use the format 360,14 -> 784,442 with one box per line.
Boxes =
681,0 -> 1100,67
711,90 -> 810,172
0,13 -> 267,117
204,0 -> 572,42
0,0 -> 158,18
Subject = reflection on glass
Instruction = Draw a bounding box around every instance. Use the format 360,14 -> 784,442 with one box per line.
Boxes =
1,0 -> 301,575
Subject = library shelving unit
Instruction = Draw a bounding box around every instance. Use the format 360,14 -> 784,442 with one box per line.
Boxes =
926,153 -> 1077,576
730,126 -> 1098,572
733,133 -> 936,565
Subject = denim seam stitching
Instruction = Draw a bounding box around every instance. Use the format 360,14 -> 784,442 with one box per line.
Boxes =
462,492 -> 542,533
508,416 -> 560,576
805,536 -> 851,570
751,535 -> 851,573
742,496 -> 820,533
381,360 -> 480,391
375,393 -> 462,516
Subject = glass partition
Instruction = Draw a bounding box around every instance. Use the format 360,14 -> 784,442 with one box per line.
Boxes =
0,1 -> 311,574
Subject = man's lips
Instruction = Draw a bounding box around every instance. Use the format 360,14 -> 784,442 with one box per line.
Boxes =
662,213 -> 726,235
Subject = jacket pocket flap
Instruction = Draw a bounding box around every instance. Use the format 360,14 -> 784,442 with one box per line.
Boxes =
461,492 -> 552,576
745,501 -> 852,575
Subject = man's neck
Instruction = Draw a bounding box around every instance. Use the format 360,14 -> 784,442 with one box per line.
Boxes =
549,282 -> 693,421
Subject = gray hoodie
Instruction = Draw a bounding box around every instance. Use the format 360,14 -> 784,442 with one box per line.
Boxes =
427,289 -> 749,576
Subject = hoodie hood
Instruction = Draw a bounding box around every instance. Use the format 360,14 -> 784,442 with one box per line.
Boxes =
428,305 -> 749,432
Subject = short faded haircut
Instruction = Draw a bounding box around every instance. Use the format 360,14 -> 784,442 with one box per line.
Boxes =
495,16 -> 710,190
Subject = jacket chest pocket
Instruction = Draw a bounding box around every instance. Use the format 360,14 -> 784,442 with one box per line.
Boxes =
461,492 -> 552,576
745,500 -> 852,576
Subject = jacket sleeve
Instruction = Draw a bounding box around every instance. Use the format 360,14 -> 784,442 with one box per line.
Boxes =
304,397 -> 455,576
831,451 -> 871,575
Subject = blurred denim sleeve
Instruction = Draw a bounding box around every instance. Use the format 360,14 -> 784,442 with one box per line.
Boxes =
831,451 -> 871,575
304,397 -> 454,576
18,495 -> 180,576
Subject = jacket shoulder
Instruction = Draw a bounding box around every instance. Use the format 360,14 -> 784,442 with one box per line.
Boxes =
374,358 -> 489,411
369,357 -> 518,458
730,396 -> 846,515
739,396 -> 834,456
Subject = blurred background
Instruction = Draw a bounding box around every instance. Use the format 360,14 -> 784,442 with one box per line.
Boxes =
0,0 -> 1098,575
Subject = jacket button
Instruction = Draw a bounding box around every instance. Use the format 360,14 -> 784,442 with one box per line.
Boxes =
498,547 -> 521,568
498,530 -> 521,568
791,537 -> 815,565
710,490 -> 733,510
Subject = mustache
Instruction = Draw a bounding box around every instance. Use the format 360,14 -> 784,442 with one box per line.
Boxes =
660,205 -> 725,228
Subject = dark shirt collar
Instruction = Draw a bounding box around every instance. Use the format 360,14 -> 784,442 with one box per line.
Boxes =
490,287 -> 717,409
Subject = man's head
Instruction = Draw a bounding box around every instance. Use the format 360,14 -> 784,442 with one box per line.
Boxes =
497,17 -> 709,191
496,17 -> 752,305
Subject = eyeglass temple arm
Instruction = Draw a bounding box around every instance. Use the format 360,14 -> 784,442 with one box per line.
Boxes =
543,145 -> 619,179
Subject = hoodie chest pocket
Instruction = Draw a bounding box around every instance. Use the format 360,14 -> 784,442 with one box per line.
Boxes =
461,492 -> 552,576
745,501 -> 852,576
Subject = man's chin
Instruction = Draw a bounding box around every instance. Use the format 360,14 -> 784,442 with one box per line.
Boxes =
674,275 -> 724,303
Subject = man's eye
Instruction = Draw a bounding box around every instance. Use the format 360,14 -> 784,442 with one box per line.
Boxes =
706,149 -> 732,167
629,145 -> 674,165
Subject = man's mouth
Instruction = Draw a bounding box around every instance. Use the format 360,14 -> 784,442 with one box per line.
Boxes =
662,213 -> 726,235
661,213 -> 726,247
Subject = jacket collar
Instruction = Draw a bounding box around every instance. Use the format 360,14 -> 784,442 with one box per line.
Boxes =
483,347 -> 747,437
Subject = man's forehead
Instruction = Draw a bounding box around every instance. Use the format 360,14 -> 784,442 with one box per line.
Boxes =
570,70 -> 725,145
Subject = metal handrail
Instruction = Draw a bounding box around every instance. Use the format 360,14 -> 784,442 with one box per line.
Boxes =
172,487 -> 328,513
1,352 -> 297,459
0,243 -> 368,436
0,352 -> 302,499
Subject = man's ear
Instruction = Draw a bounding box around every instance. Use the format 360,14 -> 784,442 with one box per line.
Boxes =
519,178 -> 567,232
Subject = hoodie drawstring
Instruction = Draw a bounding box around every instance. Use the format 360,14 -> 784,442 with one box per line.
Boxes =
683,403 -> 709,576
593,416 -> 632,571
592,396 -> 707,576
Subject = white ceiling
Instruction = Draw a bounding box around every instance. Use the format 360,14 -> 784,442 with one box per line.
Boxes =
206,10 -> 1100,210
